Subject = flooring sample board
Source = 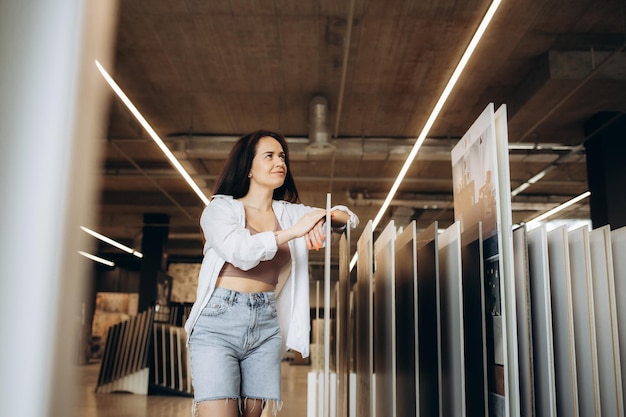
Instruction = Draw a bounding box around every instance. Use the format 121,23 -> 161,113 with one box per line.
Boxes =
482,237 -> 505,417
438,222 -> 466,417
416,222 -> 441,417
356,221 -> 374,417
611,225 -> 626,416
119,311 -> 137,377
152,324 -> 192,394
337,226 -> 351,417
451,103 -> 518,417
99,322 -> 120,385
546,226 -> 579,417
527,225 -> 557,417
394,222 -> 418,417
589,226 -> 624,417
113,320 -> 129,381
568,226 -> 601,417
512,226 -> 535,417
373,221 -> 397,417
493,104 -> 519,417
321,195 -> 332,416
461,224 -> 488,417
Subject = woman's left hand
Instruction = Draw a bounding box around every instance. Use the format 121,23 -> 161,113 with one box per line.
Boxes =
305,217 -> 326,251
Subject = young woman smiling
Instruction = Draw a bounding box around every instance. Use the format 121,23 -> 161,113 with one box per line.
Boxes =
184,130 -> 358,417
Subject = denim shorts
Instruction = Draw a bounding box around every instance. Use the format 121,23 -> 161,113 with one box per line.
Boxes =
188,287 -> 282,405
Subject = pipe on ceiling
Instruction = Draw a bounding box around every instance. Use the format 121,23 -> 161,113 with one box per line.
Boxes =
306,95 -> 335,154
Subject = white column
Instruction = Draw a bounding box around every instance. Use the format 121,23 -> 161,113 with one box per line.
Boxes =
0,1 -> 117,416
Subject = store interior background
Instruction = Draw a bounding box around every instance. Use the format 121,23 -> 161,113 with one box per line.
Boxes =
94,0 -> 625,278
1,0 -> 625,416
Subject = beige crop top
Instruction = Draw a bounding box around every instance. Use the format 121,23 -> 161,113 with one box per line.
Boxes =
218,220 -> 291,287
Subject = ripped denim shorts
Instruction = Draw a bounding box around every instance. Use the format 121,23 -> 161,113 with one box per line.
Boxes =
188,287 -> 282,411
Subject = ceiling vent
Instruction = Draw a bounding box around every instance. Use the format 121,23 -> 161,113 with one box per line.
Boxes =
306,95 -> 336,154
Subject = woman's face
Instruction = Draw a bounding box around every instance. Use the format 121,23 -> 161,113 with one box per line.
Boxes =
248,136 -> 287,190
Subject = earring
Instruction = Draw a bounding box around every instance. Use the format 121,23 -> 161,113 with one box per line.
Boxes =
248,173 -> 251,178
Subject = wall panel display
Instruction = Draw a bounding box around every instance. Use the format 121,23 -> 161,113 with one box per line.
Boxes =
374,221 -> 397,417
589,226 -> 624,417
567,226 -> 601,416
451,103 -> 518,417
416,222 -> 441,417
152,323 -> 192,395
92,292 -> 139,341
512,226 -> 534,417
394,222 -> 418,417
167,263 -> 200,303
356,221 -> 374,417
96,308 -> 154,394
438,221 -> 466,417
546,226 -> 579,417
527,225 -> 557,417
461,223 -> 488,417
611,225 -> 626,416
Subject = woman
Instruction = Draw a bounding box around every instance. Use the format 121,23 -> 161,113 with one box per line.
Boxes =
184,130 -> 358,417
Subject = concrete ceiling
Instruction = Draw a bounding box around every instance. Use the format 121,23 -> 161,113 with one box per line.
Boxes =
95,0 -> 626,268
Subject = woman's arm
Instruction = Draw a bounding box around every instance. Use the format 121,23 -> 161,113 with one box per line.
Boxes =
330,209 -> 350,228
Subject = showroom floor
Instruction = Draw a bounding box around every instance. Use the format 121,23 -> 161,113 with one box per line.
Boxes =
72,360 -> 311,417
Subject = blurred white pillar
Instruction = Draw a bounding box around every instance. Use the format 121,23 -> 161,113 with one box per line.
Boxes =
0,1 -> 117,416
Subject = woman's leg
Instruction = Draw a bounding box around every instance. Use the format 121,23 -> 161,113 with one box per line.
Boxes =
193,398 -> 268,417
241,398 -> 265,417
239,294 -> 283,417
189,289 -> 246,417
194,398 -> 239,417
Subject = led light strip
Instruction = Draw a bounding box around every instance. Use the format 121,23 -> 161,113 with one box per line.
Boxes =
78,251 -> 115,267
526,191 -> 591,228
350,0 -> 503,270
81,226 -> 143,258
95,60 -> 211,206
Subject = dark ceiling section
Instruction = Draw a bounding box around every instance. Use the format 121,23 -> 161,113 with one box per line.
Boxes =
97,0 -> 626,265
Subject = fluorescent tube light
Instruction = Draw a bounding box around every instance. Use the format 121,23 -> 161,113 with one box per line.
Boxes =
511,182 -> 530,196
81,226 -> 143,258
78,251 -> 115,267
350,0 -> 503,270
526,191 -> 591,227
511,171 -> 546,196
95,60 -> 210,206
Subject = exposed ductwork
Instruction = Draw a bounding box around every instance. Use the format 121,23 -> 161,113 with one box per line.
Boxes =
306,95 -> 336,154
120,135 -> 579,164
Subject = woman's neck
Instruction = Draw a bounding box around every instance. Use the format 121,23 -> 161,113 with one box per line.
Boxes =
239,190 -> 273,212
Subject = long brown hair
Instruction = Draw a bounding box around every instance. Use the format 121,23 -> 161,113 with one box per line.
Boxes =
213,130 -> 300,203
